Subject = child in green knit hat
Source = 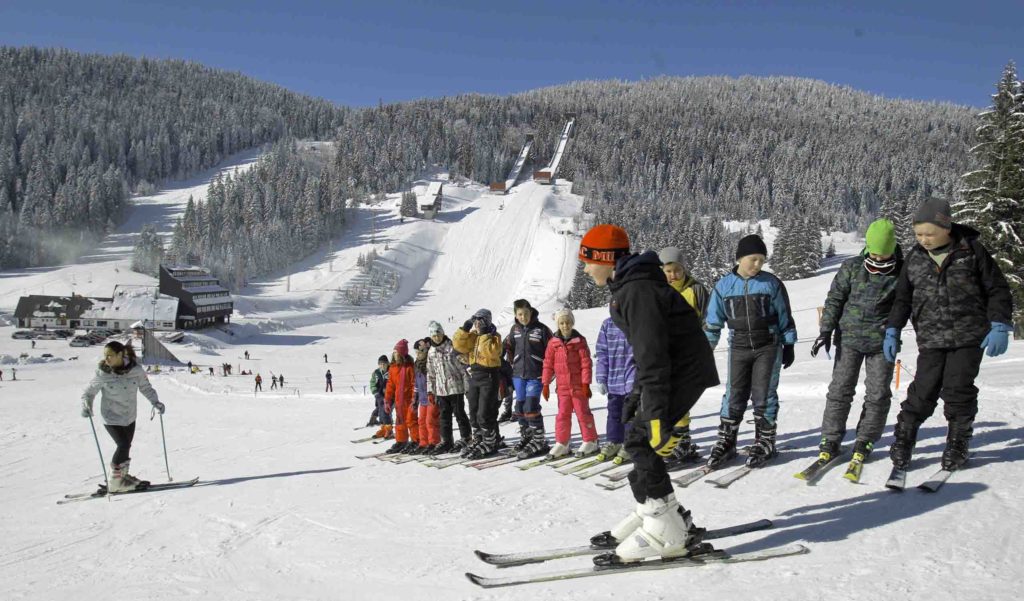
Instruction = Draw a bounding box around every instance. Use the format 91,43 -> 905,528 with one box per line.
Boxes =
807,218 -> 903,482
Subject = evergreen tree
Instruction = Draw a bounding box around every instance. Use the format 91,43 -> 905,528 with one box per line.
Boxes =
400,191 -> 418,218
957,61 -> 1024,331
131,223 -> 164,276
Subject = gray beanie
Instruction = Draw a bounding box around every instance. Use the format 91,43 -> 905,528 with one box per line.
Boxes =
472,308 -> 492,326
658,246 -> 685,266
913,197 -> 952,230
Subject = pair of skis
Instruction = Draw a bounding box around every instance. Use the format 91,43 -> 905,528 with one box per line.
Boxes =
466,518 -> 807,588
58,477 -> 200,504
885,466 -> 957,492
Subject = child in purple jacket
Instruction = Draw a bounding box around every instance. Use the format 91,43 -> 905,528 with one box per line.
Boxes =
595,316 -> 636,464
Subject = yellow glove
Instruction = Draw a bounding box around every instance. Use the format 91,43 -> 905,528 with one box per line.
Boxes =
648,415 -> 691,457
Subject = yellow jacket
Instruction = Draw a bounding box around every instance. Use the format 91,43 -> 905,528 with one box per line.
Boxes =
670,276 -> 709,320
453,327 -> 503,368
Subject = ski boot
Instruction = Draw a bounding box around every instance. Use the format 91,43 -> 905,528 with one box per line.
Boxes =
599,495 -> 709,564
818,437 -> 840,462
547,441 -> 571,460
466,430 -> 499,459
371,424 -> 389,439
385,440 -> 409,454
612,446 -> 631,465
497,399 -> 513,424
589,503 -> 645,549
889,414 -> 920,470
745,417 -> 778,467
596,442 -> 622,462
516,427 -> 550,460
460,432 -> 482,458
941,418 -> 973,471
706,418 -> 740,469
844,439 -> 873,482
430,440 -> 453,456
575,440 -> 599,458
108,460 -> 148,493
667,425 -> 701,465
512,425 -> 532,453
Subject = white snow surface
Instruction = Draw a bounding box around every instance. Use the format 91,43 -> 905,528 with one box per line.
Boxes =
0,156 -> 1021,601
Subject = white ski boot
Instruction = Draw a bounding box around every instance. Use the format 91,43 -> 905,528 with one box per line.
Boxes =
547,442 -> 571,459
613,494 -> 700,562
575,440 -> 599,457
589,503 -> 645,549
108,460 -> 147,493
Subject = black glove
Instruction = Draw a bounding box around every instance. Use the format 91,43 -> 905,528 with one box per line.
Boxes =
782,344 -> 795,369
462,319 -> 474,331
810,332 -> 832,358
622,392 -> 641,425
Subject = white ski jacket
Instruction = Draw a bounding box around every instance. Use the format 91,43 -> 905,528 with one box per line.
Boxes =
81,362 -> 161,426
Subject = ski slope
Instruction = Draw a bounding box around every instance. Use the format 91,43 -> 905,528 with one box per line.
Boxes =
1,157 -> 1022,601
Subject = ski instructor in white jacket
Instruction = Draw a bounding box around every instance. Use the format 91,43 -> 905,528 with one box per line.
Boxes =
81,340 -> 165,492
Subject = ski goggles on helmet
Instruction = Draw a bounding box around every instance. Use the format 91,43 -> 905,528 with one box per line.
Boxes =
864,255 -> 897,275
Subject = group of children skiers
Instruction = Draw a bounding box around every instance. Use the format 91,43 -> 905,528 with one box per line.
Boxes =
77,196 -> 1013,563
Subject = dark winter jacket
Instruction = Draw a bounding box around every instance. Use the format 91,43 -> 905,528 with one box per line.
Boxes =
503,308 -> 553,380
705,268 -> 797,350
887,224 -> 1013,349
370,368 -> 389,395
608,251 -> 720,422
820,248 -> 904,353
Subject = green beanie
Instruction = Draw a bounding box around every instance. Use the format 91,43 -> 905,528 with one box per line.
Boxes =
865,219 -> 897,256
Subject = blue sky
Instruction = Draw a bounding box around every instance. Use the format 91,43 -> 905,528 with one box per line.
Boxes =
1,0 -> 1019,108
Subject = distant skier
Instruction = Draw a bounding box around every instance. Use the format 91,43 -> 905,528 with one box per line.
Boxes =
704,234 -> 797,469
812,219 -> 903,476
80,341 -> 166,493
254,373 -> 263,392
278,374 -> 284,387
324,353 -> 328,363
244,350 -> 249,360
578,224 -> 719,562
270,375 -> 278,390
325,369 -> 333,392
884,198 -> 1013,472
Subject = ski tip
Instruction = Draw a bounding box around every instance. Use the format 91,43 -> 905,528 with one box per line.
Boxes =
473,550 -> 491,562
465,572 -> 486,587
793,473 -> 808,480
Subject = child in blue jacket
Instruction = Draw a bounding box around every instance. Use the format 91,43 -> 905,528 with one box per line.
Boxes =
705,234 -> 797,468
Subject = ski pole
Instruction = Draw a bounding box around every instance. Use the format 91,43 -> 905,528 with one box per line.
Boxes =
87,412 -> 109,489
159,413 -> 173,481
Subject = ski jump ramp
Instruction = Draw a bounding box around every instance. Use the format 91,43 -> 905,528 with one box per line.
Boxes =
490,135 -> 534,194
533,116 -> 575,185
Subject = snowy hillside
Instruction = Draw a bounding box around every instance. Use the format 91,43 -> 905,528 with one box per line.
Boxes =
0,160 -> 1021,601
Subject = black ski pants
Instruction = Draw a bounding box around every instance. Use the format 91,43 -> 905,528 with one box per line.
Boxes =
437,393 -> 472,443
899,346 -> 984,426
626,386 -> 706,504
104,422 -> 136,465
465,369 -> 500,435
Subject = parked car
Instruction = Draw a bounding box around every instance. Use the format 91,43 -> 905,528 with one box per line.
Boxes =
53,329 -> 74,338
35,332 -> 58,340
41,353 -> 54,358
11,330 -> 35,339
69,337 -> 92,347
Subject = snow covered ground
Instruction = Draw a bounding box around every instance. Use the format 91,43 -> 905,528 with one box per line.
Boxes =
0,156 -> 1021,601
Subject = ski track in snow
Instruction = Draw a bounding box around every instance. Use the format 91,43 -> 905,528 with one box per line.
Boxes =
0,159 -> 1021,600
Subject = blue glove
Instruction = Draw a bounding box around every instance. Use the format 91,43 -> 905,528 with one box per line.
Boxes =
980,322 -> 1012,357
883,327 -> 901,363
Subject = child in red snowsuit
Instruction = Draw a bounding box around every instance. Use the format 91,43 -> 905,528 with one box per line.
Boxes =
414,338 -> 440,452
385,339 -> 419,453
542,308 -> 598,457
